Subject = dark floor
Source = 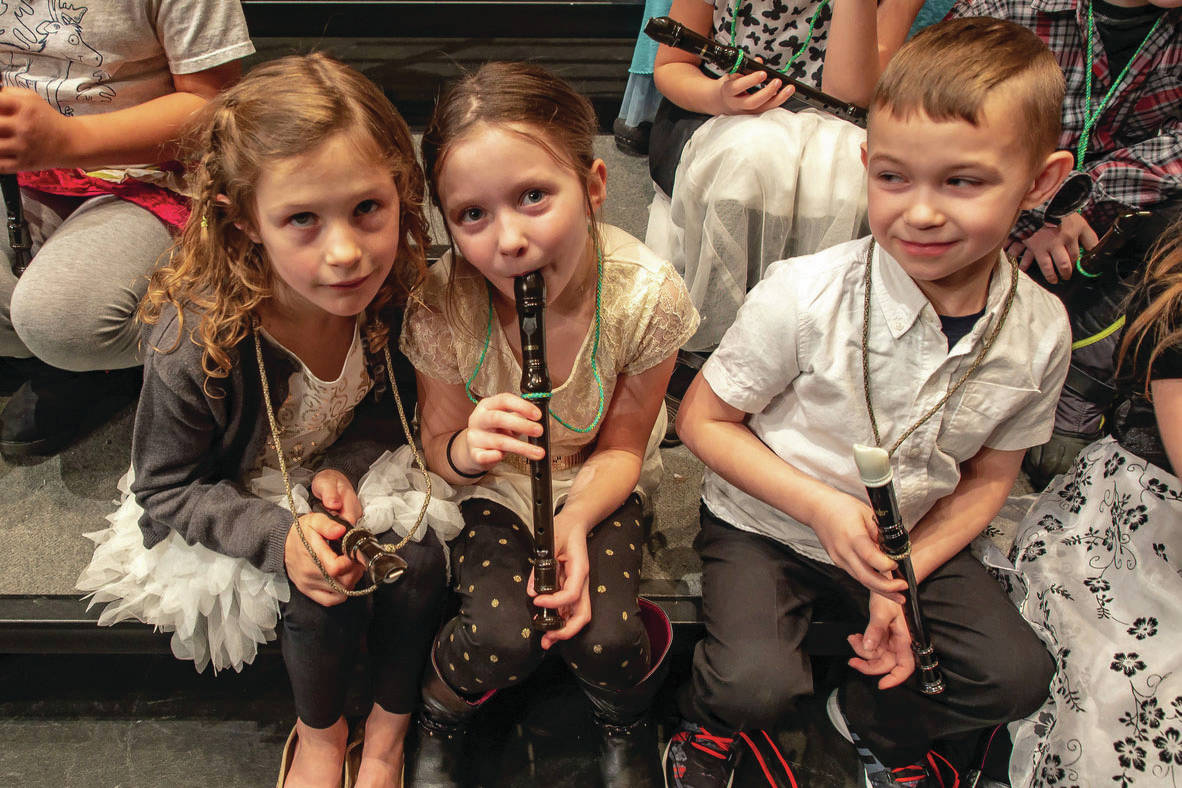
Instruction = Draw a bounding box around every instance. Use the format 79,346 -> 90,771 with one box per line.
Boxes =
0,639 -> 870,787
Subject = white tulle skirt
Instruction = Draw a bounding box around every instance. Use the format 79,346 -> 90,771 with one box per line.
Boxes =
646,107 -> 868,352
76,445 -> 462,674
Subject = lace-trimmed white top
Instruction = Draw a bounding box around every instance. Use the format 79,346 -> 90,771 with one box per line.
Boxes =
251,320 -> 372,484
401,225 -> 700,526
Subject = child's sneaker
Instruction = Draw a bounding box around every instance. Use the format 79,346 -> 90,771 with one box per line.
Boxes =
663,720 -> 737,788
825,690 -> 959,788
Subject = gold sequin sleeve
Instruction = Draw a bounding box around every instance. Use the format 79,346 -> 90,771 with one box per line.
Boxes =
620,260 -> 700,376
399,274 -> 466,385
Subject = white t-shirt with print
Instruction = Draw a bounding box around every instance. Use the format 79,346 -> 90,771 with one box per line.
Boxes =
0,0 -> 254,118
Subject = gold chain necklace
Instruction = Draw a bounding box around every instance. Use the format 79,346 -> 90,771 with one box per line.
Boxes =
860,239 -> 1018,456
254,328 -> 430,597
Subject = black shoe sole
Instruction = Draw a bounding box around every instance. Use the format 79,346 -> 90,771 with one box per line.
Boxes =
0,429 -> 75,459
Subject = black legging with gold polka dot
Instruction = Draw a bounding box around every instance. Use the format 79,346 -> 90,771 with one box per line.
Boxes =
436,495 -> 650,695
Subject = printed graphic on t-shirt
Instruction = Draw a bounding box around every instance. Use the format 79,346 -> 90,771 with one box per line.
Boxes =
0,1 -> 113,115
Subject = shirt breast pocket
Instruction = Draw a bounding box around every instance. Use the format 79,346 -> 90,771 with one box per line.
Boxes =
937,379 -> 1038,462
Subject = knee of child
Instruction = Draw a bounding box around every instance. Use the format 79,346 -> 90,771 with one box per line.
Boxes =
463,614 -> 538,672
708,655 -> 800,726
703,114 -> 796,189
565,616 -> 650,688
978,640 -> 1056,722
9,280 -> 122,371
281,590 -> 359,641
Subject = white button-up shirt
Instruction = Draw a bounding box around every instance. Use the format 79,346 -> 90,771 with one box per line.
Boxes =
701,236 -> 1071,565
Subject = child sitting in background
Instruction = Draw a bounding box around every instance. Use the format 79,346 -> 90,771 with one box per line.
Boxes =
666,18 -> 1073,787
950,0 -> 1181,483
0,0 -> 253,456
646,0 -> 924,444
647,0 -> 921,352
1004,219 -> 1182,788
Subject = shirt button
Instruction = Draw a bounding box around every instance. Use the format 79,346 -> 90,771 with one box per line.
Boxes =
891,320 -> 904,332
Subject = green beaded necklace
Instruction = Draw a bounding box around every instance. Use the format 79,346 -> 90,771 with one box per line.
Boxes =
727,0 -> 831,75
463,241 -> 606,434
1077,0 -> 1163,170
1072,0 -> 1163,277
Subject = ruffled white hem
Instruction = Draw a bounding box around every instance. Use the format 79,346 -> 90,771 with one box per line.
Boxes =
76,468 -> 294,673
356,445 -> 463,544
76,448 -> 461,674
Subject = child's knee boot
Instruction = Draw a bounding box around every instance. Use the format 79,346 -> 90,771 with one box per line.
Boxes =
405,650 -> 491,788
578,597 -> 673,788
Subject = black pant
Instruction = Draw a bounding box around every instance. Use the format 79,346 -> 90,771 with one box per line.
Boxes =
681,504 -> 1054,766
436,496 -> 650,695
280,528 -> 447,728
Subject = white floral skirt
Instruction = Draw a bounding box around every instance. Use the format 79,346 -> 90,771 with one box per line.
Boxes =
76,445 -> 461,674
1006,436 -> 1182,787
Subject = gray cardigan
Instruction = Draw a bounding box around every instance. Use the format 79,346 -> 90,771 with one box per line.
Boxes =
131,305 -> 415,575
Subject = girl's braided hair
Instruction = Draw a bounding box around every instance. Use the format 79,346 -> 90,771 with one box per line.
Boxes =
141,53 -> 429,384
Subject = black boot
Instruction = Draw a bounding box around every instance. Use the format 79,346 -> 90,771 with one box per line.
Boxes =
0,364 -> 140,458
405,650 -> 492,788
579,597 -> 673,788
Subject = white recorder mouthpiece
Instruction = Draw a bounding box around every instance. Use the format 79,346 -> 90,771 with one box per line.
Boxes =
852,444 -> 893,487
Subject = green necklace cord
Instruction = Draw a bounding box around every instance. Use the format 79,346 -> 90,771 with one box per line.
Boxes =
1077,0 -> 1162,169
464,287 -> 494,402
728,0 -> 831,76
1067,0 -> 1161,269
464,241 -> 606,435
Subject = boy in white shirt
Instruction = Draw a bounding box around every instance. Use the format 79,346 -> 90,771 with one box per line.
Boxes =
665,17 -> 1074,788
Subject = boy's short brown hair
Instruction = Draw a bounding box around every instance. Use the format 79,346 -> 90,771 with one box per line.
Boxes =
872,17 -> 1065,164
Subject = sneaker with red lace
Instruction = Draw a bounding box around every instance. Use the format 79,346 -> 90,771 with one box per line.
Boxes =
825,690 -> 960,788
662,720 -> 737,788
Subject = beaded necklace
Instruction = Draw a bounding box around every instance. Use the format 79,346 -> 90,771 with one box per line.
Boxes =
1070,0 -> 1162,276
726,0 -> 832,74
464,242 -> 606,434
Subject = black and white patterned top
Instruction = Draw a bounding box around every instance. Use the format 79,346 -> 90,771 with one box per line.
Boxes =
703,0 -> 833,88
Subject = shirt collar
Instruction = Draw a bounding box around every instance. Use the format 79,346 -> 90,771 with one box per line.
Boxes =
1033,0 -> 1082,16
872,242 -> 1014,350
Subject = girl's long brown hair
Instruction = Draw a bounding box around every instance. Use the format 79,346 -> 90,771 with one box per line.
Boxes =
1116,220 -> 1182,400
141,53 -> 429,382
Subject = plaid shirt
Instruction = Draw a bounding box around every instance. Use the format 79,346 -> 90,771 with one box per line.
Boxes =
952,0 -> 1181,240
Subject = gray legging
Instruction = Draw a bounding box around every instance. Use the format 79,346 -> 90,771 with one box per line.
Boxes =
0,189 -> 174,371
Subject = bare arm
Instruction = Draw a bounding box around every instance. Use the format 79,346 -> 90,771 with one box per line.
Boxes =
907,445 -> 1025,583
875,0 -> 927,69
415,371 -> 546,485
0,61 -> 241,172
677,371 -> 905,595
653,0 -> 794,115
558,355 -> 675,533
1152,378 -> 1182,474
821,0 -> 924,106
